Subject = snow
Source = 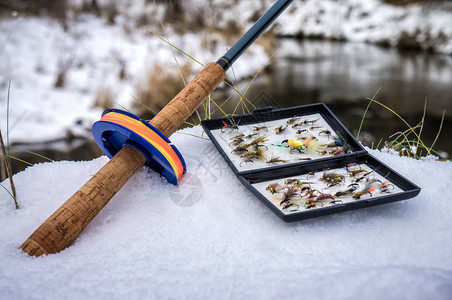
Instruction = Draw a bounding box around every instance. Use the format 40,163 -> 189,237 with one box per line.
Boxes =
1,125 -> 452,299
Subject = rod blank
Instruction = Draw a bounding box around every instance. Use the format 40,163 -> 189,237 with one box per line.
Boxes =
216,0 -> 294,70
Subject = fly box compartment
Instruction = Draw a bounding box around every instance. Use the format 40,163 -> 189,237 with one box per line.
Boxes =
241,153 -> 420,222
201,103 -> 420,222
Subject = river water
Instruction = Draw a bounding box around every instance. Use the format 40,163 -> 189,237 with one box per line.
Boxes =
242,39 -> 452,155
4,39 -> 452,180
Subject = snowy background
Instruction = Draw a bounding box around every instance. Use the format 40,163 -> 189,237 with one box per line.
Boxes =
1,1 -> 452,299
1,126 -> 452,299
1,0 -> 451,143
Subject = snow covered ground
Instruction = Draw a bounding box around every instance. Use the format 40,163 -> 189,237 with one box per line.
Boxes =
1,126 -> 452,299
1,0 -> 451,144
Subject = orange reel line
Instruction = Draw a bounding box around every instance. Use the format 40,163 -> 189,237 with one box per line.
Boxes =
92,109 -> 186,184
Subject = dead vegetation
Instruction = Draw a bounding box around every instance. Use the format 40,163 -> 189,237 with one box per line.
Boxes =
0,0 -> 68,21
92,86 -> 115,110
133,62 -> 192,120
0,129 -> 18,208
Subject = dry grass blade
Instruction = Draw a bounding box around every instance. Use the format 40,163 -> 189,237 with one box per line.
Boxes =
388,124 -> 422,157
416,98 -> 427,154
0,129 -> 18,209
375,137 -> 384,150
428,110 -> 445,154
206,95 -> 233,118
152,0 -> 187,87
234,49 -> 279,115
356,88 -> 381,141
0,153 -> 4,180
228,64 -> 248,115
365,96 -> 432,156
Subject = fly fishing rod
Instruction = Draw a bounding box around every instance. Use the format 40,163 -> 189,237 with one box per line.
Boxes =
20,0 -> 294,257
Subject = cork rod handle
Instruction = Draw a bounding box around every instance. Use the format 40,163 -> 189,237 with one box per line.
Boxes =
20,63 -> 226,256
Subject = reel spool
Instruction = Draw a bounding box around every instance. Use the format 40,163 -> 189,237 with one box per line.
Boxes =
92,109 -> 186,185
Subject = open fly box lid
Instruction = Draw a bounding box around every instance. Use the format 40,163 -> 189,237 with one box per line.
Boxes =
201,103 -> 420,222
201,103 -> 367,175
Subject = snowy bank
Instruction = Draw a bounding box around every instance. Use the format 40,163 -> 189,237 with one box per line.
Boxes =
0,13 -> 267,144
278,0 -> 452,54
1,126 -> 452,299
195,0 -> 452,54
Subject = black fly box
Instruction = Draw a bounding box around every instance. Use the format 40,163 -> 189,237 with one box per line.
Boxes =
201,103 -> 420,222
